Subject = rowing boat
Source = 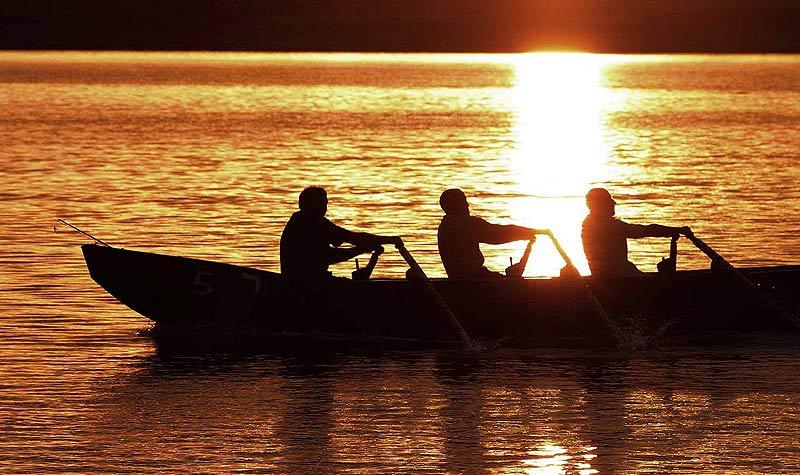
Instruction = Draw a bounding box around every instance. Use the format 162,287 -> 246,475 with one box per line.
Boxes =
80,243 -> 800,348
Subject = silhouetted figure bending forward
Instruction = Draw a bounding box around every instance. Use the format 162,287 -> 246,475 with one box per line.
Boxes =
280,187 -> 403,281
581,187 -> 691,277
438,188 -> 539,279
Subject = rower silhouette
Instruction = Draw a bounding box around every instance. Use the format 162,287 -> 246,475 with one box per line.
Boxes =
437,188 -> 540,279
581,188 -> 692,277
280,187 -> 403,281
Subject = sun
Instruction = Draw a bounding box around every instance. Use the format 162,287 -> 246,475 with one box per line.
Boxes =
505,52 -> 615,276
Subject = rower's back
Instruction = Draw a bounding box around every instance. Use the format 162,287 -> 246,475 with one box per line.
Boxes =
438,213 -> 490,279
581,213 -> 640,277
437,188 -> 541,279
280,209 -> 347,280
280,186 -> 346,281
581,187 -> 684,278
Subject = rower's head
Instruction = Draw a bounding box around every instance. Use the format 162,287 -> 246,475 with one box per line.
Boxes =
299,186 -> 328,217
586,187 -> 616,217
440,188 -> 469,216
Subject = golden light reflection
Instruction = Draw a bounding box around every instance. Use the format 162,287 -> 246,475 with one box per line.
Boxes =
507,53 -> 614,276
519,443 -> 598,475
522,444 -> 570,474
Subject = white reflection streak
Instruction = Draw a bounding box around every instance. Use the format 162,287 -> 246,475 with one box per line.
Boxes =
508,53 -> 611,275
517,443 -> 598,475
521,444 -> 570,475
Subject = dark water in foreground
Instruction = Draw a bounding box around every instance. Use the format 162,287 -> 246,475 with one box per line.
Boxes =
2,52 -> 800,472
4,346 -> 800,473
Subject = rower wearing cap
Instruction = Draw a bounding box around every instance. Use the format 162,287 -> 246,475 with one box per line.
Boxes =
438,188 -> 541,279
581,188 -> 692,277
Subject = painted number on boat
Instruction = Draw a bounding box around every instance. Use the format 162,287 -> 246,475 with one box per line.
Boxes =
241,272 -> 261,295
192,271 -> 214,296
191,270 -> 262,296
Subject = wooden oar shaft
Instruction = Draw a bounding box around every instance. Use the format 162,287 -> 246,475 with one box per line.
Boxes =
542,230 -> 628,346
686,234 -> 800,331
544,230 -> 576,269
518,239 -> 535,269
352,248 -> 383,280
506,239 -> 535,277
396,246 -> 472,345
670,235 -> 679,261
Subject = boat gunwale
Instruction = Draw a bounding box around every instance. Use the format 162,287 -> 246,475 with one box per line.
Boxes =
81,243 -> 800,283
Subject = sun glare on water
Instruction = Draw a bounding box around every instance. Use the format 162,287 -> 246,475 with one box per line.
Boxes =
506,52 -> 615,276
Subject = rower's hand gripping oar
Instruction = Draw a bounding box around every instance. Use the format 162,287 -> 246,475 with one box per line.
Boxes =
685,233 -> 800,331
539,229 -> 629,347
396,245 -> 475,348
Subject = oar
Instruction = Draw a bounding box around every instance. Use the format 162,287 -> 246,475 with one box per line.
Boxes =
352,246 -> 383,281
542,230 -> 629,346
396,245 -> 474,347
657,235 -> 679,273
685,233 -> 800,331
505,239 -> 535,277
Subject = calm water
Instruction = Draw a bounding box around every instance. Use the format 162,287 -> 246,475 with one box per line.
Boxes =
2,51 -> 800,473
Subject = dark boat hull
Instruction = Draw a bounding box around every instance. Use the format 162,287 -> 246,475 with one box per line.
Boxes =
81,244 -> 800,348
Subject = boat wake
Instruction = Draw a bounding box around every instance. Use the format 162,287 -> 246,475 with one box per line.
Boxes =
613,311 -> 690,350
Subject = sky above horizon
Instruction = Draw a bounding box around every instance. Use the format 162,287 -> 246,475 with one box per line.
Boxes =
2,0 -> 799,53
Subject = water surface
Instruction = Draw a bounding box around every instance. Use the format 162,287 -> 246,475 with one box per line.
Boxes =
1,52 -> 800,473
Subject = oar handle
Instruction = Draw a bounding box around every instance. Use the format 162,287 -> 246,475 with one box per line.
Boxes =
396,246 -> 473,345
687,234 -> 800,331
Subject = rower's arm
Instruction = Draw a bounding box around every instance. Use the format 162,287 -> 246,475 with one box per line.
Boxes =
341,231 -> 403,249
328,219 -> 403,250
622,222 -> 689,239
322,219 -> 402,265
327,232 -> 398,265
327,246 -> 373,265
475,219 -> 538,245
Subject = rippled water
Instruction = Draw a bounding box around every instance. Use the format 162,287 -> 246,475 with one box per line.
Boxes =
2,52 -> 800,472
